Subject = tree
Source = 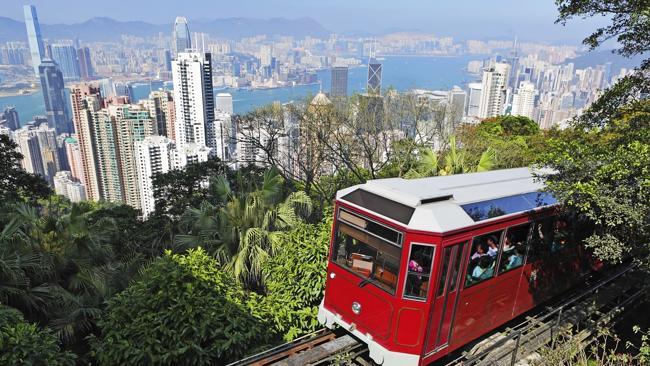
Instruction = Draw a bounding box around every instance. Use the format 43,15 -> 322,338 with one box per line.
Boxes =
152,158 -> 226,217
538,100 -> 649,267
457,115 -> 545,170
262,219 -> 331,341
0,134 -> 51,204
92,248 -> 272,366
175,170 -> 313,288
555,0 -> 650,59
0,305 -> 75,365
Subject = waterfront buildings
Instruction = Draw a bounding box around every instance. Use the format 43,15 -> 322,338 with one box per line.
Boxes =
172,17 -> 191,56
23,5 -> 45,76
0,107 -> 20,131
39,59 -> 72,134
330,66 -> 348,97
478,62 -> 510,119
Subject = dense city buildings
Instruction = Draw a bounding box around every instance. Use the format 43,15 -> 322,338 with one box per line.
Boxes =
23,5 -> 45,76
1,5 -> 636,216
39,59 -> 72,134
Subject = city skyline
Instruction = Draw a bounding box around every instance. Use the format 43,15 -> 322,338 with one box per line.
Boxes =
6,0 -> 610,43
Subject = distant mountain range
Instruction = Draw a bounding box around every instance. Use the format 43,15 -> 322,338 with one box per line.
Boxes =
0,16 -> 330,43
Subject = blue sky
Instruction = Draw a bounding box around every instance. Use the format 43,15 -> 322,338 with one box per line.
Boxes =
9,0 -> 608,42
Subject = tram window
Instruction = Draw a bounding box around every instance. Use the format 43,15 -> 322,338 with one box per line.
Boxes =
499,224 -> 531,274
333,221 -> 402,294
448,244 -> 465,291
465,231 -> 503,288
527,217 -> 556,262
404,244 -> 435,300
436,248 -> 452,297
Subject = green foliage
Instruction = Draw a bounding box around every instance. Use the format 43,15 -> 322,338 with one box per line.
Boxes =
538,100 -> 650,266
0,305 -> 75,365
152,158 -> 226,217
176,169 -> 313,288
93,248 -> 272,366
0,134 -> 51,204
262,218 -> 332,341
458,115 -> 546,170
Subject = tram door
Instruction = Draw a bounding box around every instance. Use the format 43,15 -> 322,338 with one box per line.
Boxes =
424,240 -> 468,354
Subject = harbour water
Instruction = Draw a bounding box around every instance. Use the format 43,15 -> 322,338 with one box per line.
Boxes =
1,55 -> 480,125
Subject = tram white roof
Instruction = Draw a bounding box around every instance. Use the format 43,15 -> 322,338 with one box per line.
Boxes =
336,167 -> 556,233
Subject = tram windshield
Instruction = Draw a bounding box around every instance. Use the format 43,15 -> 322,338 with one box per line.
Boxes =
332,211 -> 402,295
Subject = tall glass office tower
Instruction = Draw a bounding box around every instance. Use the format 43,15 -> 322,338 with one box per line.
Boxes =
172,17 -> 192,56
367,58 -> 382,96
23,5 -> 46,76
39,59 -> 72,134
51,44 -> 81,80
331,66 -> 349,97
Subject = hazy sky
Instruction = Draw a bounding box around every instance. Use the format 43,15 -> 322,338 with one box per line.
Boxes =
8,0 -> 608,43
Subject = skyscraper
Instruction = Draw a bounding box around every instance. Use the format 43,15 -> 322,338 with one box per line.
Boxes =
23,5 -> 45,76
39,59 -> 72,134
50,44 -> 81,81
367,58 -> 382,96
466,83 -> 483,118
64,136 -> 85,183
13,125 -> 45,177
331,66 -> 348,97
172,17 -> 191,56
478,63 -> 510,119
171,52 -> 214,152
135,136 -> 176,218
70,84 -> 103,201
77,47 -> 93,80
142,90 -> 176,138
511,81 -> 536,119
0,107 -> 20,131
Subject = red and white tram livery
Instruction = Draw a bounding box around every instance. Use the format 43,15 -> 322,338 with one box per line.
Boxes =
318,168 -> 592,365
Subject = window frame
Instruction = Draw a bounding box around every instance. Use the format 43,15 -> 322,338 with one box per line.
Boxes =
331,207 -> 405,296
496,223 -> 533,275
463,229 -> 504,289
402,242 -> 436,302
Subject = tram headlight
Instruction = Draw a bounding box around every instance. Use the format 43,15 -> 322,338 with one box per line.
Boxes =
329,272 -> 336,279
351,302 -> 361,315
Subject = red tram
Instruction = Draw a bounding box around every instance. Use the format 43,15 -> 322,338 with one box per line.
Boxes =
318,168 -> 595,365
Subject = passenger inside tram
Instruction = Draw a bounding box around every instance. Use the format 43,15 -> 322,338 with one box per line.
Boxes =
470,243 -> 488,261
486,235 -> 499,257
472,256 -> 494,281
505,245 -> 525,270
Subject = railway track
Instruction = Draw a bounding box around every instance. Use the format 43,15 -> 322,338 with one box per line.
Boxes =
227,328 -> 365,366
445,263 -> 646,366
231,264 -> 645,366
